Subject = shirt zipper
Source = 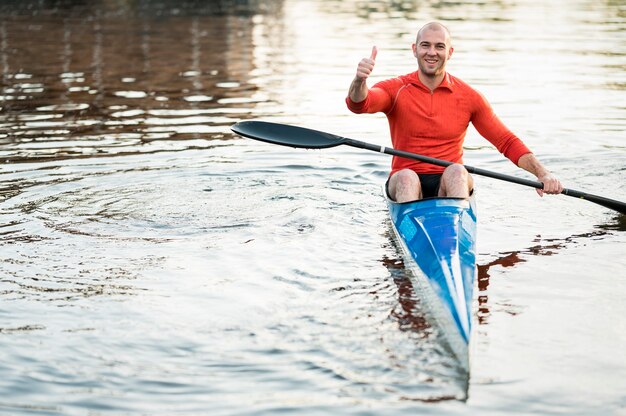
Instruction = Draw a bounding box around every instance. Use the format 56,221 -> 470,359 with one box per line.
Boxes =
429,90 -> 434,117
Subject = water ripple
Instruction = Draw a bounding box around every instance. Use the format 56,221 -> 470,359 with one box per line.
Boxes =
0,0 -> 624,414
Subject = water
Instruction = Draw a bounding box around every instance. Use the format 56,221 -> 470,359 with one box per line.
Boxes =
1,0 -> 625,414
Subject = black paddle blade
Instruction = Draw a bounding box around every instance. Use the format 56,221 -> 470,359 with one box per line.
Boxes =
231,121 -> 346,149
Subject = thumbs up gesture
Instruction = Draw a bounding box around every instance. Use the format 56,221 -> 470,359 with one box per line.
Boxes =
356,46 -> 377,81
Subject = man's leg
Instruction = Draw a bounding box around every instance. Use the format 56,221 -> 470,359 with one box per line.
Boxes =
438,164 -> 473,198
388,169 -> 421,202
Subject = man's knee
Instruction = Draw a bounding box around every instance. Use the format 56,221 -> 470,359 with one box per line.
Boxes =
393,169 -> 420,186
443,163 -> 469,179
389,169 -> 420,202
440,164 -> 473,197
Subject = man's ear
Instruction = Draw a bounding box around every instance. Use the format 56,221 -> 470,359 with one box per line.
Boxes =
412,43 -> 417,58
448,46 -> 454,59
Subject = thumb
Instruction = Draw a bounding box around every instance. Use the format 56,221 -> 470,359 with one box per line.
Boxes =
370,45 -> 378,61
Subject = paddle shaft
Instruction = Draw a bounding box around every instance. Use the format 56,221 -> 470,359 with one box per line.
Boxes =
230,121 -> 626,215
343,138 -> 626,214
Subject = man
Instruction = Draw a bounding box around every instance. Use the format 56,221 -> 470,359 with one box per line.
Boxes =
346,22 -> 563,202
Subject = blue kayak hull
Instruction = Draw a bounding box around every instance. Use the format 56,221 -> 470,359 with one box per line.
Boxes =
386,194 -> 477,358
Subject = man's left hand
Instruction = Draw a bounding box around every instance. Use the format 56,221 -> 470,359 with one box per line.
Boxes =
537,173 -> 563,196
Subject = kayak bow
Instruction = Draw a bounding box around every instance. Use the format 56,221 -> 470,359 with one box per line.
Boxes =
385,192 -> 477,362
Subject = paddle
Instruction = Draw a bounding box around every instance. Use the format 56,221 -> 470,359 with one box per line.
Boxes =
231,120 -> 626,215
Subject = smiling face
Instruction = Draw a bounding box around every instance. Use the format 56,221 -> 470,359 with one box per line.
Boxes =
412,24 -> 453,79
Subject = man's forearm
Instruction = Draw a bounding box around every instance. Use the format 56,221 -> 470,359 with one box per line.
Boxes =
517,153 -> 550,178
348,77 -> 368,103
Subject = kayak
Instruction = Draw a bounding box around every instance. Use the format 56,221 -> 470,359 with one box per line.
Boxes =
385,191 -> 477,363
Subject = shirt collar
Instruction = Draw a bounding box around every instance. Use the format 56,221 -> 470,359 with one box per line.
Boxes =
411,71 -> 454,92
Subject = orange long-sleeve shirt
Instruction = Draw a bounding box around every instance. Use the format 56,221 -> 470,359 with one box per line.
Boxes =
346,71 -> 531,175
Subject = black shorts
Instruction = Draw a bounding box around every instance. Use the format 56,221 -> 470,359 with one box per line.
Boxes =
386,173 -> 442,201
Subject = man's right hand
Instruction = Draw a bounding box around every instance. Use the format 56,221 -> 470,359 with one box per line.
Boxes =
349,46 -> 377,103
355,46 -> 377,81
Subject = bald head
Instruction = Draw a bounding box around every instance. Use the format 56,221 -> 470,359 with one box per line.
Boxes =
417,22 -> 452,46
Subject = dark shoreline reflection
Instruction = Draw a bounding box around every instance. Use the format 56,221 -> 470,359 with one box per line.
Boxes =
0,0 -> 282,18
0,0 -> 284,165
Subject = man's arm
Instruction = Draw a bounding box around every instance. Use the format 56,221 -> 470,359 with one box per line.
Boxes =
517,153 -> 563,196
469,90 -> 563,197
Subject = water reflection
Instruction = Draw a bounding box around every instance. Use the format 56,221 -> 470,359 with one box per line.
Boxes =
0,0 -> 280,166
381,255 -> 432,334
477,229 -> 612,325
596,213 -> 626,231
380,240 -> 470,401
0,0 -> 624,413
